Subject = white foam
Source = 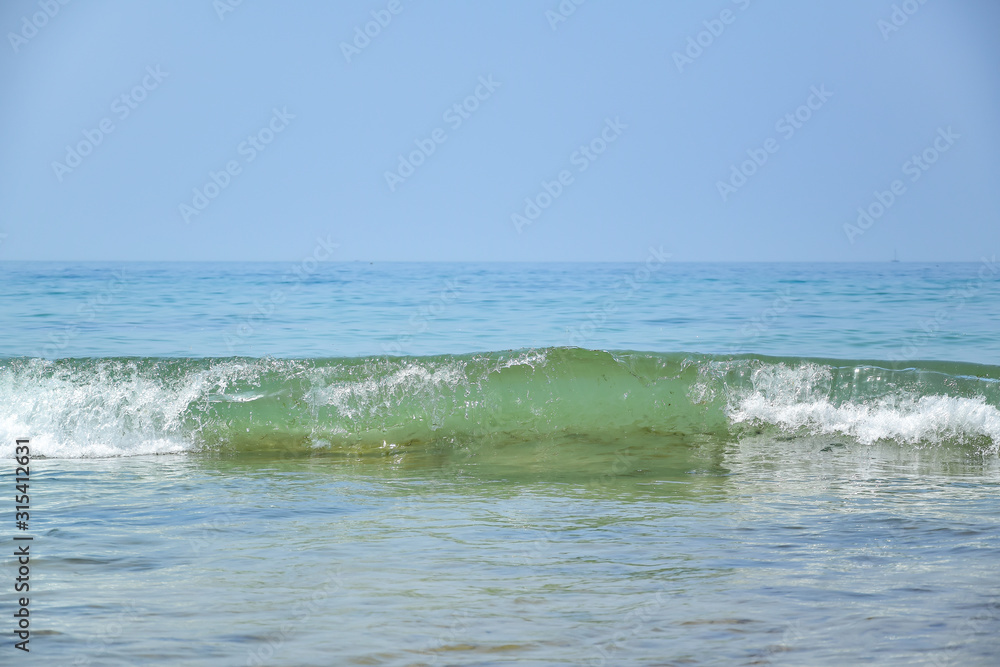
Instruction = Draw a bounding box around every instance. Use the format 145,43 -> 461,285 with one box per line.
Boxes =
0,358 -> 262,459
306,360 -> 468,419
304,350 -> 550,420
725,363 -> 1000,448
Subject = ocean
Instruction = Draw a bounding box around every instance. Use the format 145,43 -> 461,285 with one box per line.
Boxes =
2,260 -> 999,665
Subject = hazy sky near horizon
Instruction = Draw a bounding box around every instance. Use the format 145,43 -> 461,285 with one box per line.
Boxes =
1,0 -> 998,262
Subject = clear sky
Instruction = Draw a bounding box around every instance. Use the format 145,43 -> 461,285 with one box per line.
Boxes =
1,0 -> 998,262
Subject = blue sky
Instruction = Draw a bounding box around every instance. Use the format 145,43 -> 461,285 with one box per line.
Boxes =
1,0 -> 998,261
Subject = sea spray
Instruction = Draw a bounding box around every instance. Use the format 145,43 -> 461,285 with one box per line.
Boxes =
1,349 -> 998,458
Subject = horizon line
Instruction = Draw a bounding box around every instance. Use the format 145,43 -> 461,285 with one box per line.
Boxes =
0,259 -> 987,264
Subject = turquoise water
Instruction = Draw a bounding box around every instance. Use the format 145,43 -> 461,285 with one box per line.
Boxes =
3,261 -> 999,361
2,261 -> 1000,665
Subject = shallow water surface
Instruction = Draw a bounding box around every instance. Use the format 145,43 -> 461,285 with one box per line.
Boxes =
25,434 -> 1000,666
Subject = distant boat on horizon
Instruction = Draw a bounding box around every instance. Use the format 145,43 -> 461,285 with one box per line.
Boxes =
891,249 -> 900,263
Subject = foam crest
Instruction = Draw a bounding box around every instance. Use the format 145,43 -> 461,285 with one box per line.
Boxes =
1,351 -> 997,458
0,358 -> 273,458
726,362 -> 1000,448
305,359 -> 470,423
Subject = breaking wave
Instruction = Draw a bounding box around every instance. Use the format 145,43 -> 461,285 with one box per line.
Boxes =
1,348 -> 998,458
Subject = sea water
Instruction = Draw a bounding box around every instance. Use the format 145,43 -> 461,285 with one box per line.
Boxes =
1,261 -> 999,665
